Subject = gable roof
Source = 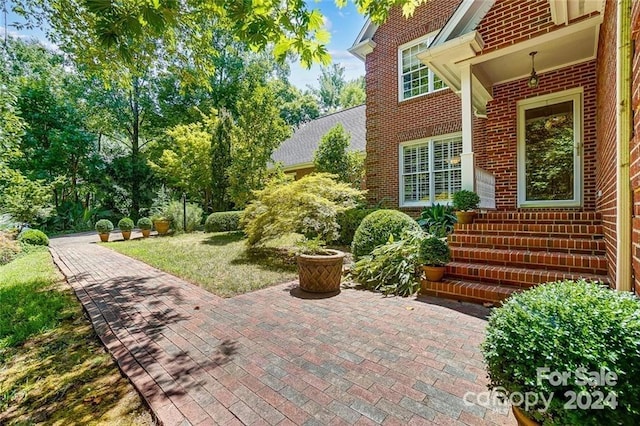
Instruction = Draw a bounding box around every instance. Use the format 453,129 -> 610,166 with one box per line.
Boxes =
272,105 -> 366,169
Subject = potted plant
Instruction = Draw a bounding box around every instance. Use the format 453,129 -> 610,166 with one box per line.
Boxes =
118,217 -> 134,240
296,237 -> 345,293
452,189 -> 480,224
151,215 -> 171,235
418,236 -> 450,281
482,280 -> 640,425
137,217 -> 153,238
95,219 -> 114,242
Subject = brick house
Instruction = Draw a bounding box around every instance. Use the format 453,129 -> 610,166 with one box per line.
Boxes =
350,0 -> 640,303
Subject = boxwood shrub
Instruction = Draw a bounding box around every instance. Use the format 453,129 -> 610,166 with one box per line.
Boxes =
482,280 -> 640,425
95,219 -> 114,234
137,217 -> 153,230
351,209 -> 422,258
117,217 -> 134,232
205,211 -> 242,233
335,207 -> 378,245
17,229 -> 49,246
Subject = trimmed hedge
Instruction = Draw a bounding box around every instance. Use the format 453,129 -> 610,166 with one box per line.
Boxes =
351,209 -> 421,258
335,207 -> 378,245
205,211 -> 242,233
18,229 -> 49,246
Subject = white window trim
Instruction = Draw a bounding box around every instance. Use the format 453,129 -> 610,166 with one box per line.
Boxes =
516,87 -> 583,208
399,132 -> 463,208
397,31 -> 447,102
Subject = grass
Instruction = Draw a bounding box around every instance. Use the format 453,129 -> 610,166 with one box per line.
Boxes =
0,248 -> 153,425
102,231 -> 299,297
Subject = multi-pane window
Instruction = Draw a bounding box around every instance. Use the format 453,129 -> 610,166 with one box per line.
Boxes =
399,34 -> 446,101
401,135 -> 462,206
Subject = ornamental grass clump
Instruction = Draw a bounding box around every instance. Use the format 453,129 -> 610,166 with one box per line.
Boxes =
482,280 -> 640,425
241,173 -> 364,247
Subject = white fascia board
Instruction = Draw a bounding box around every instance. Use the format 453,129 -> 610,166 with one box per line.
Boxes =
348,39 -> 377,61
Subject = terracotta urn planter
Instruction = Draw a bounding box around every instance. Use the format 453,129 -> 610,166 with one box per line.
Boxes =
99,233 -> 110,242
455,211 -> 476,225
512,406 -> 540,426
422,265 -> 445,282
121,231 -> 131,240
153,220 -> 170,235
141,229 -> 151,238
297,249 -> 345,293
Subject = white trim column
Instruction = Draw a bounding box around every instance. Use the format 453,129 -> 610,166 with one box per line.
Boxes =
461,63 -> 475,190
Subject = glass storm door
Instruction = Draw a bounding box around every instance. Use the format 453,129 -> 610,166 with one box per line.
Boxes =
517,89 -> 582,207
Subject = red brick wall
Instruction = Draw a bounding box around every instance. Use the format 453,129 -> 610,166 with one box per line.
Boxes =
632,1 -> 640,294
365,0 -> 465,210
481,61 -> 597,211
596,0 -> 618,286
476,0 -> 599,53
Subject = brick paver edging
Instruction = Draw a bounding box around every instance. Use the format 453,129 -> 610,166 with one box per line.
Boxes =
49,233 -> 513,426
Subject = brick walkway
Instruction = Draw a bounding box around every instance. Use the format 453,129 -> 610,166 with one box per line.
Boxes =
49,233 -> 513,426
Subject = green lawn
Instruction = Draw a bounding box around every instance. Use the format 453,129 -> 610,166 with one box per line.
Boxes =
103,231 -> 298,297
0,248 -> 152,425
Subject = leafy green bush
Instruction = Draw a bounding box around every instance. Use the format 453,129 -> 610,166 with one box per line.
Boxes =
417,204 -> 456,237
351,229 -> 425,296
418,236 -> 450,266
452,190 -> 480,211
165,201 -> 203,233
117,217 -> 134,232
95,219 -> 114,234
335,207 -> 378,245
17,229 -> 49,246
242,173 -> 364,246
351,209 -> 421,258
205,211 -> 242,233
482,280 -> 640,425
137,217 -> 152,230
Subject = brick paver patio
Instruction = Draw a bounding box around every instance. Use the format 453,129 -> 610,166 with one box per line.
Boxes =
49,233 -> 513,426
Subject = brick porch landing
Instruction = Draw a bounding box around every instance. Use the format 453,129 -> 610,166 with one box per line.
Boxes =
50,232 -> 513,425
423,212 -> 609,305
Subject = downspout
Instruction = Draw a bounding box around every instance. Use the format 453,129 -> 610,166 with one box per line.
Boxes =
616,0 -> 633,292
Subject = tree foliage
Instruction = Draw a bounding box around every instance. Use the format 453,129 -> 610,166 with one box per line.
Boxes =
242,173 -> 365,247
314,124 -> 365,186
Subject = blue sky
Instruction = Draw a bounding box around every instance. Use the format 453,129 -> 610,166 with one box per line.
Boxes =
2,0 -> 367,90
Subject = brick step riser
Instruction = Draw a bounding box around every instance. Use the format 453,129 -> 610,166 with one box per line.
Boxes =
421,279 -> 517,304
450,252 -> 607,276
456,224 -> 603,234
454,230 -> 603,239
448,235 -> 605,255
473,219 -> 601,225
445,264 -> 609,288
474,213 -> 601,222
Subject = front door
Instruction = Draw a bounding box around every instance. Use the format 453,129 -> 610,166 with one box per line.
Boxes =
517,88 -> 582,208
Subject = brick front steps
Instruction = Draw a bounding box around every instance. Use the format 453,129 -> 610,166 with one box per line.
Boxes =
421,211 -> 609,305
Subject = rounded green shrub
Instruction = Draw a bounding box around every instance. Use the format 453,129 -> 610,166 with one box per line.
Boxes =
165,201 -> 203,233
137,217 -> 153,230
117,217 -> 134,232
18,229 -> 49,246
418,236 -> 450,266
205,211 -> 242,233
95,219 -> 114,234
335,207 -> 378,245
351,209 -> 421,258
482,280 -> 640,425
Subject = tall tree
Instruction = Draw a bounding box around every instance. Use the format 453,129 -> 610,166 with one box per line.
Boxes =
211,110 -> 233,212
339,76 -> 366,108
312,64 -> 346,113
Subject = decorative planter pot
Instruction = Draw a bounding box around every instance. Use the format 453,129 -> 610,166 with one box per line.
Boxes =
422,265 -> 446,282
99,233 -> 110,242
153,220 -> 170,235
456,211 -> 476,225
297,249 -> 345,293
121,231 -> 131,240
512,406 -> 540,426
141,229 -> 151,238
